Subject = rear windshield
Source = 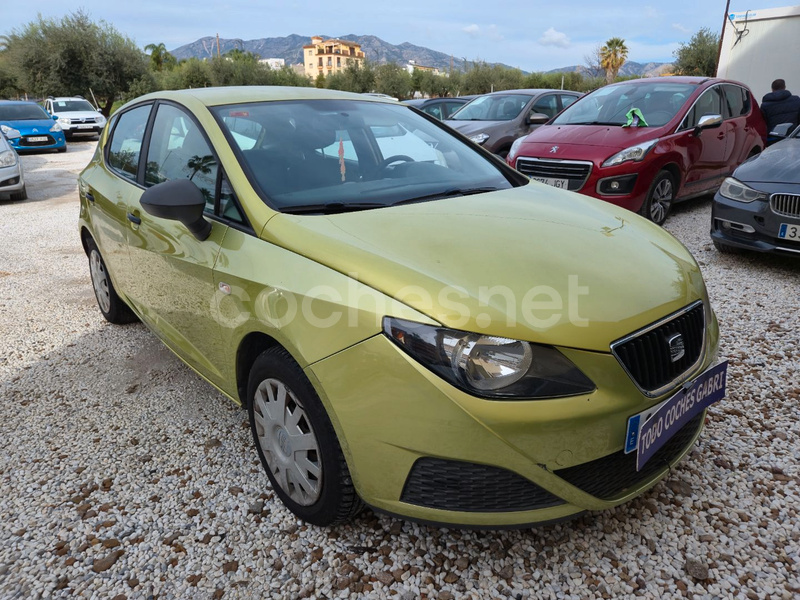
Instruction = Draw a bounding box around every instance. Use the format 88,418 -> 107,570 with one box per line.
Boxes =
0,104 -> 50,121
211,99 -> 515,214
552,82 -> 697,127
449,95 -> 531,122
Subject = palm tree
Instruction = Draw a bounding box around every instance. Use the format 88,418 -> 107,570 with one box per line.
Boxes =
144,42 -> 175,71
600,37 -> 629,84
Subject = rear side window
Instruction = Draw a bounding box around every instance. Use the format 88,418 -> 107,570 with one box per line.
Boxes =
107,105 -> 152,181
723,85 -> 747,118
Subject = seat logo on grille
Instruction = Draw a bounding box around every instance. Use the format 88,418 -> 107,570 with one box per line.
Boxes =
666,333 -> 685,362
549,145 -> 559,153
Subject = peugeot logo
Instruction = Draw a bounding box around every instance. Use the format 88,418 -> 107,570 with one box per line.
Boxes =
666,333 -> 685,362
549,145 -> 559,153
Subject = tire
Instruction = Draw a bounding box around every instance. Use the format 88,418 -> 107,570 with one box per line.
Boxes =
247,347 -> 363,526
9,185 -> 27,201
713,239 -> 742,255
85,238 -> 137,324
640,170 -> 675,226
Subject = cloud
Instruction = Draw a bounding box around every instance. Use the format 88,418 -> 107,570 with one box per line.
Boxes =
463,24 -> 480,38
538,27 -> 570,49
672,23 -> 692,34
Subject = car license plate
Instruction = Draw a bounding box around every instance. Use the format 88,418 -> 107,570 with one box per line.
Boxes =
77,124 -> 95,129
778,223 -> 800,240
530,176 -> 569,189
26,136 -> 48,142
625,361 -> 728,471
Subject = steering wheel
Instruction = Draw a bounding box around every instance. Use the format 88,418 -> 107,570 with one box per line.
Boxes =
378,155 -> 415,170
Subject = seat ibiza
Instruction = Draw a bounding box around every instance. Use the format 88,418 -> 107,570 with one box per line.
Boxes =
79,87 -> 726,527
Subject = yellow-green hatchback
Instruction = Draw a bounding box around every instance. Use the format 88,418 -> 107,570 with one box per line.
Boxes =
78,86 -> 726,527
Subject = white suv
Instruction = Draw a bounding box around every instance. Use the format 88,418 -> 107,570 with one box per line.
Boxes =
44,97 -> 106,139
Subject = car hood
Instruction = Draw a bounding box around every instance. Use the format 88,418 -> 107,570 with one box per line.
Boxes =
519,123 -> 664,154
445,120 -> 506,135
0,119 -> 57,133
734,139 -> 800,184
262,186 -> 705,352
54,110 -> 102,120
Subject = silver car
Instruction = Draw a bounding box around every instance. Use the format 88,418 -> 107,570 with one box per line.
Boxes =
0,129 -> 25,201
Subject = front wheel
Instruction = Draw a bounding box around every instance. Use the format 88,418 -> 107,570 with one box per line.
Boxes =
247,347 -> 363,526
9,185 -> 27,201
640,170 -> 675,226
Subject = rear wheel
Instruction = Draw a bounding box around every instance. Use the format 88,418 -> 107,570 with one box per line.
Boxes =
640,170 -> 675,226
247,347 -> 363,526
86,238 -> 137,324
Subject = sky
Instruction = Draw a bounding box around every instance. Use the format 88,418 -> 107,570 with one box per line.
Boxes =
3,1 -> 796,71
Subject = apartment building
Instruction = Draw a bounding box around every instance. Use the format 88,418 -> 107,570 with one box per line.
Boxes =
303,36 -> 366,78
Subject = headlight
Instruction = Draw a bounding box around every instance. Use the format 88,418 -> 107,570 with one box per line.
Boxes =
50,122 -> 63,133
96,115 -> 106,125
383,317 -> 595,399
0,125 -> 21,139
469,133 -> 490,145
0,150 -> 17,167
507,136 -> 526,163
718,177 -> 768,203
58,117 -> 71,126
602,139 -> 658,167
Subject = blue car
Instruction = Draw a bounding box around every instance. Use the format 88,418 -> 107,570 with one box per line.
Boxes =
0,100 -> 67,153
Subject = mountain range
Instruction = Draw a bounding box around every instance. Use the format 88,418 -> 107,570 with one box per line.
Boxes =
170,34 -> 672,77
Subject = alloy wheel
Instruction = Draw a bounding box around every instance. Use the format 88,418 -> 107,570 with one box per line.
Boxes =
252,378 -> 322,506
650,178 -> 673,224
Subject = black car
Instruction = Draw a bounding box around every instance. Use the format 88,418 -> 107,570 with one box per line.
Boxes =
403,96 -> 474,120
711,123 -> 800,257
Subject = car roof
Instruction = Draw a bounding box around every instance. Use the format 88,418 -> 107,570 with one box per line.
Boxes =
127,86 -> 399,109
0,100 -> 42,105
51,97 -> 91,101
486,88 -> 577,96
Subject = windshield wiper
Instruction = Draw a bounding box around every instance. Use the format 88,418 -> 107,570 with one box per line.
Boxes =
282,202 -> 386,215
392,187 -> 499,206
567,121 -> 623,126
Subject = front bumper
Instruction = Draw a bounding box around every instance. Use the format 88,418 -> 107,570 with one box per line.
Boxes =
307,312 -> 719,527
12,133 -> 67,152
711,192 -> 800,257
0,160 -> 24,195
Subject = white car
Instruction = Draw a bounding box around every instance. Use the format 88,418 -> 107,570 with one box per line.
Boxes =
44,97 -> 106,139
0,129 -> 26,201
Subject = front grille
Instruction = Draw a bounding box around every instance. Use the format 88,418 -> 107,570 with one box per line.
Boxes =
771,193 -> 800,218
69,117 -> 98,124
515,157 -> 592,191
554,412 -> 704,500
20,135 -> 56,147
401,457 -> 564,512
611,302 -> 705,396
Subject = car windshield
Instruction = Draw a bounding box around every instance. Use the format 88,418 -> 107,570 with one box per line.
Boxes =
551,82 -> 697,127
0,104 -> 50,121
52,99 -> 96,112
449,95 -> 531,121
212,99 -> 515,213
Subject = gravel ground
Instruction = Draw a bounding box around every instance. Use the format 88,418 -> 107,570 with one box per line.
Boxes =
0,142 -> 798,600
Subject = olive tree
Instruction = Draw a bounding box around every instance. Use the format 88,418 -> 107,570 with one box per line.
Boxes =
3,11 -> 147,115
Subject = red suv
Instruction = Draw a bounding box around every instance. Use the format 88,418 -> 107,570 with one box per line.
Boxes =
506,77 -> 767,224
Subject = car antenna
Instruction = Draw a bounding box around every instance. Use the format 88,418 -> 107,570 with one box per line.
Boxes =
89,88 -> 100,111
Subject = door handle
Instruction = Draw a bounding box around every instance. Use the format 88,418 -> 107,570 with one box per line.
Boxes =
127,212 -> 141,225
85,192 -> 95,203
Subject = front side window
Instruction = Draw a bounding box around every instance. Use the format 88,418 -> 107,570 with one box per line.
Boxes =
144,104 -> 218,212
212,100 -> 517,213
449,95 -> 533,122
532,95 -> 558,118
107,104 -> 152,181
681,87 -> 723,130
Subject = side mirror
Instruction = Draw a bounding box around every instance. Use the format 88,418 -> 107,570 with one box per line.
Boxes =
52,114 -> 59,120
694,114 -> 723,135
527,112 -> 550,125
139,178 -> 212,241
769,122 -> 794,139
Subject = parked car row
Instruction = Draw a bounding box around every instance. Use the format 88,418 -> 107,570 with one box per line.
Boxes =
78,85 -> 728,528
